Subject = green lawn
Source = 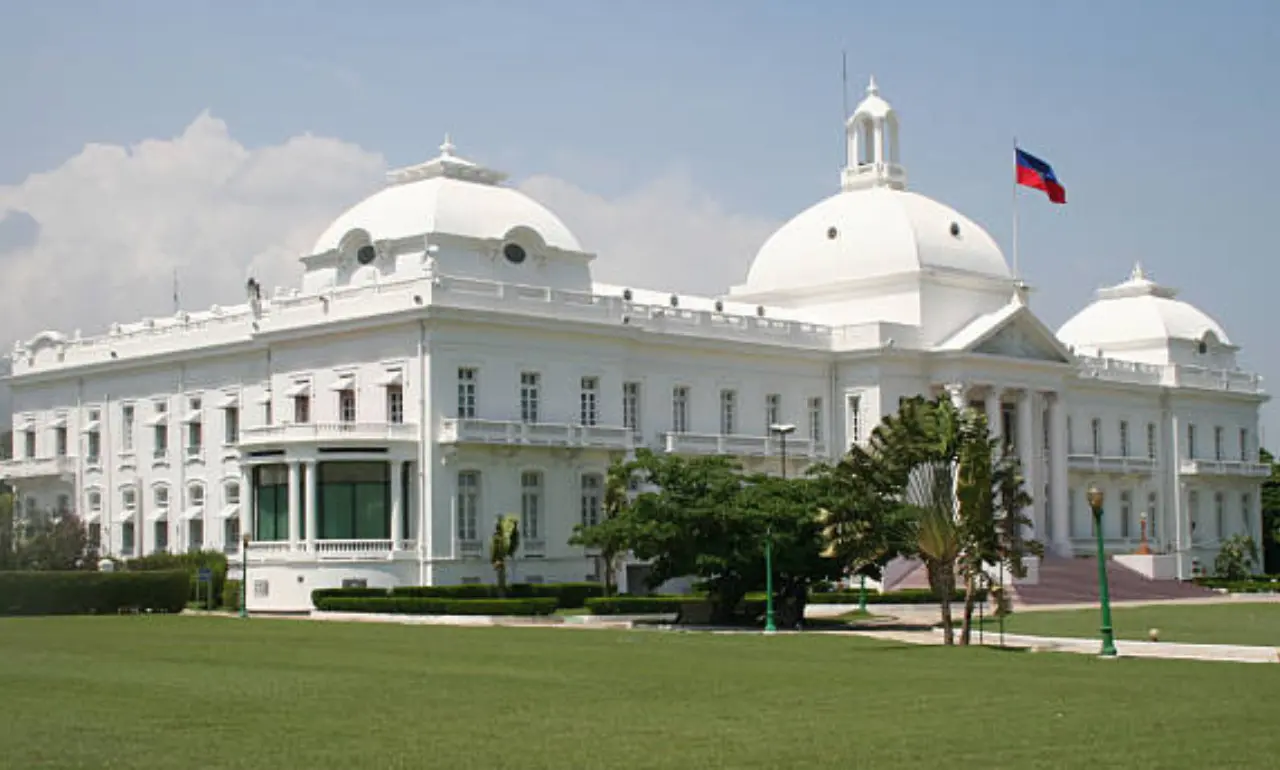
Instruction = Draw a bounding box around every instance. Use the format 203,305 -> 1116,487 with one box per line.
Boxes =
989,602 -> 1280,647
1,617 -> 1277,769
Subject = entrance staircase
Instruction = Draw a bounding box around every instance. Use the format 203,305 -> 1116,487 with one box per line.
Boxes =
1012,556 -> 1217,606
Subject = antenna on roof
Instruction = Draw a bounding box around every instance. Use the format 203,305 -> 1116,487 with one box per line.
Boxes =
172,268 -> 180,314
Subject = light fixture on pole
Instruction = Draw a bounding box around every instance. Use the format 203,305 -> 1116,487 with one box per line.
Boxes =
764,423 -> 796,635
1136,510 -> 1152,555
1086,485 -> 1117,657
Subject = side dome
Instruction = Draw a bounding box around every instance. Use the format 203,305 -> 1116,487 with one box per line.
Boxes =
1057,264 -> 1232,354
310,137 -> 581,256
741,187 -> 1010,294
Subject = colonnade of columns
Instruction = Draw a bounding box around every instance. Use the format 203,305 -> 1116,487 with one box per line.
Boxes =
943,381 -> 1070,556
238,458 -> 412,551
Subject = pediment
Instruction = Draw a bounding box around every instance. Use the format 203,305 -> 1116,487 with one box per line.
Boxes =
972,313 -> 1072,363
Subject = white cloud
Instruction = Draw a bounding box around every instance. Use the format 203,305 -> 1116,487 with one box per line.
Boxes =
0,116 -> 775,356
519,172 -> 777,296
0,112 -> 385,345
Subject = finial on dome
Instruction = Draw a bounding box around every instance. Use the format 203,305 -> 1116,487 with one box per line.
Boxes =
1129,261 -> 1147,282
439,133 -> 455,157
866,75 -> 878,96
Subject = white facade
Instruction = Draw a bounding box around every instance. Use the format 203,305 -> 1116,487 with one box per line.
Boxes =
1,80 -> 1267,610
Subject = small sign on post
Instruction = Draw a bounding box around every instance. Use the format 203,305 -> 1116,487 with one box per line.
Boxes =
197,568 -> 213,611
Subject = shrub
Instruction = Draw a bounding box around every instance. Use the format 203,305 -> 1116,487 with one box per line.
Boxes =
1192,576 -> 1280,593
127,550 -> 228,607
808,588 -> 985,605
1214,535 -> 1260,582
221,580 -> 243,611
316,582 -> 605,610
585,596 -> 686,615
314,596 -> 557,616
0,570 -> 189,616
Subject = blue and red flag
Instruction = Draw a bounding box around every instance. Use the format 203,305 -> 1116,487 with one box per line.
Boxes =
1015,148 -> 1066,204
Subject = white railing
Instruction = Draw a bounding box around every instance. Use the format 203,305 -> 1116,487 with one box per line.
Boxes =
1179,459 -> 1270,478
1172,365 -> 1264,394
0,455 -> 78,479
458,540 -> 483,559
314,539 -> 394,558
1076,356 -> 1163,386
1077,355 -> 1265,394
240,422 -> 418,445
1067,453 -> 1157,475
247,541 -> 291,555
661,432 -> 825,459
438,419 -> 633,449
523,539 -> 546,557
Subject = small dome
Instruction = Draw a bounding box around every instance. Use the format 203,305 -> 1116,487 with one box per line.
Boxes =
311,137 -> 581,256
1057,264 -> 1232,350
740,186 -> 1010,294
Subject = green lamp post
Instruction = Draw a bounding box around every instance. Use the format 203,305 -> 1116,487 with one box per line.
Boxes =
239,533 -> 251,619
764,423 -> 795,635
1087,485 -> 1118,657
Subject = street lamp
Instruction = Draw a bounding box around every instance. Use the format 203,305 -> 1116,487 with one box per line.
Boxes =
1136,510 -> 1152,555
240,533 -> 251,619
765,423 -> 796,635
1087,485 -> 1118,657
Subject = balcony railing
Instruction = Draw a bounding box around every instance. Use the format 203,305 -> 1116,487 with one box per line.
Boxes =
458,540 -> 483,559
438,419 -> 634,450
239,421 -> 418,447
661,432 -> 826,459
522,538 -> 546,557
1179,459 -> 1270,478
1067,453 -> 1157,475
0,455 -> 77,480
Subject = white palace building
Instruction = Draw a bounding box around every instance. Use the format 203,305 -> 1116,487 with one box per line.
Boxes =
2,81 -> 1268,610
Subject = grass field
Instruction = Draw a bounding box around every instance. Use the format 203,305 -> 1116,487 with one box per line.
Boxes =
989,602 -> 1280,646
1,616 -> 1277,770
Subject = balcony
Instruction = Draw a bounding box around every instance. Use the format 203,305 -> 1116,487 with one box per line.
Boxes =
1067,453 -> 1157,475
0,455 -> 78,480
438,419 -> 634,451
1179,459 -> 1270,478
243,539 -> 410,562
239,421 -> 418,449
661,432 -> 827,459
522,538 -> 546,558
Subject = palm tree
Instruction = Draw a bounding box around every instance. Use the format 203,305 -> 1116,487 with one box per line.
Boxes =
490,515 -> 520,597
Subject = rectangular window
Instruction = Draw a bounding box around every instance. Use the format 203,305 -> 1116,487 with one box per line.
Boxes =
188,519 -> 204,552
719,389 -> 736,435
456,471 -> 480,542
186,398 -> 203,457
23,429 -> 35,458
225,518 -> 241,551
56,494 -> 70,514
807,397 -> 823,443
88,490 -> 102,512
1119,490 -> 1132,539
87,429 -> 101,463
253,465 -> 290,541
1241,493 -> 1252,534
224,407 -> 239,444
121,521 -> 135,556
580,377 -> 599,426
765,393 -> 781,432
317,462 -> 390,540
1213,426 -> 1224,461
623,382 -> 641,431
338,389 -> 356,423
1147,423 -> 1157,461
1090,418 -> 1102,456
520,372 -> 541,423
848,394 -> 863,446
1189,490 -> 1200,540
55,426 -> 68,457
580,473 -> 603,527
1239,427 -> 1249,462
154,486 -> 169,509
1147,491 -> 1158,541
154,521 -> 169,552
457,368 -> 477,419
386,385 -> 404,425
88,522 -> 101,548
672,386 -> 689,434
521,471 -> 542,540
1118,420 -> 1129,457
294,394 -> 311,424
153,420 -> 168,458
122,487 -> 137,511
263,396 -> 273,426
122,405 -> 135,451
1187,424 -> 1197,459
1214,492 -> 1225,538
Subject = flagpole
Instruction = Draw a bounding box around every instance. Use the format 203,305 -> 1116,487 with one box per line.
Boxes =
841,51 -> 849,166
1012,137 -> 1020,280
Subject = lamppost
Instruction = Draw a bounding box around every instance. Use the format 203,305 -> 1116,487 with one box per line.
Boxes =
1087,485 -> 1118,657
240,533 -> 251,619
1136,510 -> 1151,555
766,423 -> 796,634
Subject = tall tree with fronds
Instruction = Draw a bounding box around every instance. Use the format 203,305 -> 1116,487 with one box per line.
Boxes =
904,460 -> 963,644
490,514 -> 521,597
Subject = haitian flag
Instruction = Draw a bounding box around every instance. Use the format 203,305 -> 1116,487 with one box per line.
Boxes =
1015,148 -> 1066,204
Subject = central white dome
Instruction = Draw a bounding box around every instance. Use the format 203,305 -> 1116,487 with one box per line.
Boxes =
310,138 -> 581,256
741,186 -> 1010,294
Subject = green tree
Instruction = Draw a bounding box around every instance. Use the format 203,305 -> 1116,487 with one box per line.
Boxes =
568,459 -> 634,597
1214,534 -> 1259,581
0,490 -> 14,571
1261,448 -> 1280,572
10,507 -> 98,571
489,514 -> 520,597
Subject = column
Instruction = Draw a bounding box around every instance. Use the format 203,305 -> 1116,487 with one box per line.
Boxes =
1048,392 -> 1070,556
304,459 -> 318,553
984,388 -> 1003,447
390,459 -> 405,548
943,381 -> 967,410
1016,389 -> 1038,538
239,465 -> 252,547
287,460 -> 300,550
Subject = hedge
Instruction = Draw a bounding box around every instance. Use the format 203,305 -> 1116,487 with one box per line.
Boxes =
313,582 -> 604,610
809,588 -> 987,605
127,551 -> 228,607
585,596 -> 686,615
0,570 -> 189,616
314,596 -> 557,616
1192,577 -> 1280,593
221,580 -> 243,611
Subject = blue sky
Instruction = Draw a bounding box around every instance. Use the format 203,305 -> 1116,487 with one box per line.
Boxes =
2,0 -> 1279,437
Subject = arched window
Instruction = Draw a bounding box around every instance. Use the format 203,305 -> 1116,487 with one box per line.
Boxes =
87,489 -> 102,512
581,473 -> 603,527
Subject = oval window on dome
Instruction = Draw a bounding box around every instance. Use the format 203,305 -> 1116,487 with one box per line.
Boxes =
356,245 -> 377,265
503,243 -> 527,264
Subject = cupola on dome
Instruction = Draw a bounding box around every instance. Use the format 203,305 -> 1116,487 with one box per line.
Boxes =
735,78 -> 1011,297
310,136 -> 582,256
